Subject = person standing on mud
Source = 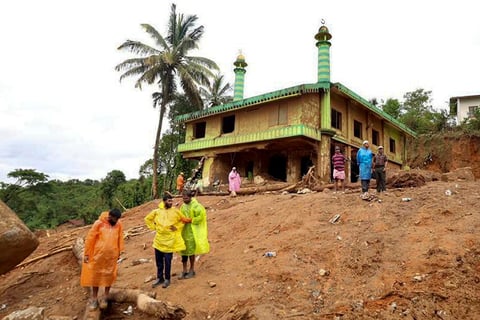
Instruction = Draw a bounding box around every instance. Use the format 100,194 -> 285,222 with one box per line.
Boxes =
332,146 -> 347,193
80,209 -> 124,310
228,167 -> 241,197
145,194 -> 186,288
373,146 -> 388,193
357,140 -> 374,195
176,172 -> 185,194
178,190 -> 210,280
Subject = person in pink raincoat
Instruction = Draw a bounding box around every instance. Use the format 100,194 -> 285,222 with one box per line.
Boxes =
228,167 -> 241,197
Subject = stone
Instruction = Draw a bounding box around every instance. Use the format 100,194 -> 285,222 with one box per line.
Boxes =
2,306 -> 44,320
0,200 -> 39,275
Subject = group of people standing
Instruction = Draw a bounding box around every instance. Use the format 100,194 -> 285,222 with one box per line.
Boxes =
80,144 -> 386,310
332,140 -> 388,195
80,190 -> 210,310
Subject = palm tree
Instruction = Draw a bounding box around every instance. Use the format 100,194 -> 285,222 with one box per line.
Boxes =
200,73 -> 233,108
115,3 -> 218,198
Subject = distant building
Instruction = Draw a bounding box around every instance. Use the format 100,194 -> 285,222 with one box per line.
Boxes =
449,94 -> 480,124
175,24 -> 416,187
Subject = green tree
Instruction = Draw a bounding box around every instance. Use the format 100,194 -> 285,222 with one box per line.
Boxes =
460,107 -> 480,132
100,170 -> 126,207
115,3 -> 218,199
382,98 -> 401,119
200,73 -> 233,108
1,169 -> 49,204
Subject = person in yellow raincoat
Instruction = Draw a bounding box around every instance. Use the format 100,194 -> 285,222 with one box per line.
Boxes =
145,194 -> 186,288
178,190 -> 210,280
80,209 -> 124,310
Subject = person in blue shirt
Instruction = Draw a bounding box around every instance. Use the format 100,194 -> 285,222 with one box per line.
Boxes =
357,140 -> 374,195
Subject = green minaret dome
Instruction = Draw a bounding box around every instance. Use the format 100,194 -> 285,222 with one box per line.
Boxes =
234,54 -> 248,68
315,25 -> 332,41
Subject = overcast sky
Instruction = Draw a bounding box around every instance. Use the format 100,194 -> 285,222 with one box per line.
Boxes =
1,0 -> 479,183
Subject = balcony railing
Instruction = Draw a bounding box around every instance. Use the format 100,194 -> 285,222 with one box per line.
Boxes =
178,124 -> 322,152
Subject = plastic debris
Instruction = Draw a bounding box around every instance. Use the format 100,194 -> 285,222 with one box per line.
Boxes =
264,251 -> 277,257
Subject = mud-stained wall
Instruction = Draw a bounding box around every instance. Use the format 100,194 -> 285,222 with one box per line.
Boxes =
300,94 -> 320,128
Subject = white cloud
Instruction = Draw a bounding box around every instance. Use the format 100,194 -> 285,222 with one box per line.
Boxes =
1,0 -> 479,182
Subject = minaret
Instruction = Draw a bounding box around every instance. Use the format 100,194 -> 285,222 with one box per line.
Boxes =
314,22 -> 335,184
314,23 -> 332,86
233,52 -> 247,101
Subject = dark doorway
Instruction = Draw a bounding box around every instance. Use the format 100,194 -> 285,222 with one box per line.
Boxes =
300,156 -> 313,179
268,154 -> 287,181
246,161 -> 254,181
350,148 -> 359,183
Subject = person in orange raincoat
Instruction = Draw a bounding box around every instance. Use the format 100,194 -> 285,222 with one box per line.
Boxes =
80,209 -> 124,310
176,172 -> 185,194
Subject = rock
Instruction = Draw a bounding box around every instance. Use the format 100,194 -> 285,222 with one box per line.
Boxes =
253,175 -> 265,184
0,200 -> 39,275
441,167 -> 475,182
318,269 -> 329,276
2,306 -> 44,320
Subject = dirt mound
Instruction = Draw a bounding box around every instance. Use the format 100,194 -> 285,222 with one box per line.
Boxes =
1,178 -> 480,319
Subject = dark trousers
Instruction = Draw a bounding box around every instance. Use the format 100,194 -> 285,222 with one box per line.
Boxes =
361,179 -> 370,193
154,249 -> 172,280
375,167 -> 386,192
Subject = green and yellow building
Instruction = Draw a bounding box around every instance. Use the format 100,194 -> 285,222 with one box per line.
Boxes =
175,24 -> 416,187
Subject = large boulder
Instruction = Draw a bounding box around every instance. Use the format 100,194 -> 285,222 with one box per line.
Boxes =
0,200 -> 39,275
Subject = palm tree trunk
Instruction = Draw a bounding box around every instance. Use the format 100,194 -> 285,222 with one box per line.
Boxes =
152,104 -> 166,199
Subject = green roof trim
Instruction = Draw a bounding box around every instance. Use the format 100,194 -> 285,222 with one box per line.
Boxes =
332,82 -> 417,137
178,124 -> 322,153
174,83 -> 325,123
174,81 -> 417,138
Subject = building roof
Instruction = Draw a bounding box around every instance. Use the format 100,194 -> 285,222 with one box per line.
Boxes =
174,82 -> 417,137
449,94 -> 480,101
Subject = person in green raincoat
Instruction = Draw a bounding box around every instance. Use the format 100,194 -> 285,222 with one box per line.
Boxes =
178,190 -> 210,279
145,194 -> 186,288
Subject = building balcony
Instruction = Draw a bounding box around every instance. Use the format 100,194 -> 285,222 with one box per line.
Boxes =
178,124 -> 322,152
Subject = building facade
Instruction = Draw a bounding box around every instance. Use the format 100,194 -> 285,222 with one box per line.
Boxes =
450,94 -> 480,124
175,25 -> 416,187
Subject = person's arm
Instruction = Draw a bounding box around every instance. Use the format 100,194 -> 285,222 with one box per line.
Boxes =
372,155 -> 376,170
83,221 -> 100,263
191,204 -> 206,225
144,210 -> 157,230
118,222 -> 125,254
384,156 -> 388,171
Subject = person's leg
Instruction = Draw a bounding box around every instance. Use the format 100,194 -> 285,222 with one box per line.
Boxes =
164,253 -> 172,280
92,287 -> 99,300
380,170 -> 386,191
334,179 -> 338,192
162,253 -> 173,288
361,180 -> 367,193
340,179 -> 345,192
189,255 -> 195,273
179,255 -> 188,279
89,287 -> 99,309
152,249 -> 165,287
99,287 -> 110,309
185,255 -> 196,278
375,168 -> 381,192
